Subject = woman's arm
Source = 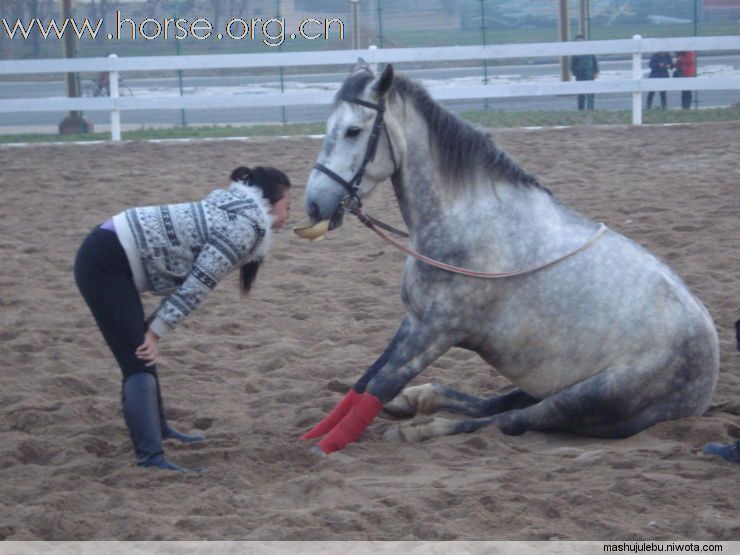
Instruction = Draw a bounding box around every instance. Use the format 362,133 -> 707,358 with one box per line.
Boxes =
148,222 -> 262,338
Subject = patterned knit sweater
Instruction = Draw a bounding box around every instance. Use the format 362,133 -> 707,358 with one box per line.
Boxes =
113,181 -> 273,338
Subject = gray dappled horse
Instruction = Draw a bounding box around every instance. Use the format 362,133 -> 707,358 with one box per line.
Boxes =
298,62 -> 719,454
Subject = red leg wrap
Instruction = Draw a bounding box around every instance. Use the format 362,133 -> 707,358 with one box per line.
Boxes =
300,389 -> 361,440
317,393 -> 383,454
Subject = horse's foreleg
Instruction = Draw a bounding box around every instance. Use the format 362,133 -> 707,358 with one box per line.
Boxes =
382,384 -> 538,419
305,310 -> 460,454
300,315 -> 414,440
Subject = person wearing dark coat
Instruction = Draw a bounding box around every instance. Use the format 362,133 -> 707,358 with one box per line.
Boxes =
646,51 -> 674,110
570,35 -> 599,111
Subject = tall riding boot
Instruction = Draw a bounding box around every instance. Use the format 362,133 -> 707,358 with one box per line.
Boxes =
122,372 -> 202,472
154,373 -> 206,444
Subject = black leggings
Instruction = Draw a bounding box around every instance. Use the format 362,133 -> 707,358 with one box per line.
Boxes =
74,227 -> 154,380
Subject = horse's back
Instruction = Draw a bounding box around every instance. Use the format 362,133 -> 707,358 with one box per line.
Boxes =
472,228 -> 718,407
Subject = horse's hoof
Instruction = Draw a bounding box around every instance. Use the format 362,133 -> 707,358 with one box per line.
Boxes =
383,426 -> 405,443
309,444 -> 328,458
381,394 -> 416,419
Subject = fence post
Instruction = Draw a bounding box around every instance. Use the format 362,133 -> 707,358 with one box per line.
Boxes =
479,0 -> 489,111
276,0 -> 287,124
109,53 -> 121,141
368,44 -> 378,73
376,0 -> 384,48
351,0 -> 360,50
631,34 -> 642,125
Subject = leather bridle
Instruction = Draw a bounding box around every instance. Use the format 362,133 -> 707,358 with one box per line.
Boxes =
313,97 -> 399,216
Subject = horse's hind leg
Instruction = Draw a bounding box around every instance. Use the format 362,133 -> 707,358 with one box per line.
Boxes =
382,384 -> 538,419
388,366 -> 671,443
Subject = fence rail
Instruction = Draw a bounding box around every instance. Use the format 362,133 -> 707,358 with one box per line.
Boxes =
1,35 -> 738,140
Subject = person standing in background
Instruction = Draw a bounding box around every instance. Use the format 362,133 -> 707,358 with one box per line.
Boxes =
646,51 -> 674,110
675,51 -> 697,109
570,35 -> 600,111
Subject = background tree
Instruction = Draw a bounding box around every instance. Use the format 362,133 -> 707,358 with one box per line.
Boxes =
0,0 -> 24,59
228,0 -> 250,20
26,0 -> 56,57
206,0 -> 222,33
86,0 -> 122,41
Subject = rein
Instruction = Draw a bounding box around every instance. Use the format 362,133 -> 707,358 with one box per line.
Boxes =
354,208 -> 607,279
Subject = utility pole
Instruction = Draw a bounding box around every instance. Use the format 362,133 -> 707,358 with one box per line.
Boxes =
277,0 -> 286,124
351,0 -> 360,50
59,0 -> 92,134
579,0 -> 588,38
694,0 -> 699,109
376,0 -> 384,48
174,0 -> 187,127
559,0 -> 570,82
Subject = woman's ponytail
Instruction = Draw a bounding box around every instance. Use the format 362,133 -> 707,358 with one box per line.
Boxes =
239,259 -> 262,297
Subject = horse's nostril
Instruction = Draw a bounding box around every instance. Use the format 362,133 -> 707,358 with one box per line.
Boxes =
309,202 -> 321,222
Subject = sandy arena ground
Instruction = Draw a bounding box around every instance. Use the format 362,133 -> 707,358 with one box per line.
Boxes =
0,122 -> 738,540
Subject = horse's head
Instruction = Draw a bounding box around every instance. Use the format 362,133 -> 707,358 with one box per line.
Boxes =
298,61 -> 403,239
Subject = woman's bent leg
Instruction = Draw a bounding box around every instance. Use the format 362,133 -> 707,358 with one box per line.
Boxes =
74,229 -> 201,472
74,228 -> 150,379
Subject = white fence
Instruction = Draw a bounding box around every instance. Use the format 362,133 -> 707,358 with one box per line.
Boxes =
0,34 -> 738,141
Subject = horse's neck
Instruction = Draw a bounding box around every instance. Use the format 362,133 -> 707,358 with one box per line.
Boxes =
394,110 -> 593,265
395,124 -> 553,236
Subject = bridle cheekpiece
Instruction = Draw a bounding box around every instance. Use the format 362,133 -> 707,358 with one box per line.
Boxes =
313,97 -> 398,216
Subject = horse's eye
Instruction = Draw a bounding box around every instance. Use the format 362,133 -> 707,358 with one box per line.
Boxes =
345,127 -> 362,138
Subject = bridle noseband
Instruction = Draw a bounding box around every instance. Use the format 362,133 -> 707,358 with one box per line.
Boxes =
313,97 -> 399,215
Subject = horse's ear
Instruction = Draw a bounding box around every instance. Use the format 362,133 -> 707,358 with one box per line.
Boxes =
351,57 -> 370,74
373,64 -> 394,97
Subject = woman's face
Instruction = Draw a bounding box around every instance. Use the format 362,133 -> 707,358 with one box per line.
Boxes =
269,188 -> 291,231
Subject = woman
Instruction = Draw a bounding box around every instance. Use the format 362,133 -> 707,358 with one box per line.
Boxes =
75,166 -> 291,472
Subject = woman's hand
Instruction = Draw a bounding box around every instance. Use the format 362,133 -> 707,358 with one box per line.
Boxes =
136,329 -> 160,367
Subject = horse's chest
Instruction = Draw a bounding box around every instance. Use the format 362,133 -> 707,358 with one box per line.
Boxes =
400,266 -> 431,319
399,261 -> 453,318
400,259 -> 496,321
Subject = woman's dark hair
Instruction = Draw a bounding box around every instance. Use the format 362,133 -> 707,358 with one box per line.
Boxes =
231,166 -> 291,296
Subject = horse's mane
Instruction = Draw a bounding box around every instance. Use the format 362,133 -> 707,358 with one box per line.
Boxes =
336,70 -> 549,195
